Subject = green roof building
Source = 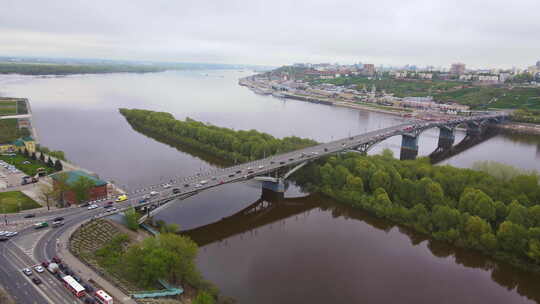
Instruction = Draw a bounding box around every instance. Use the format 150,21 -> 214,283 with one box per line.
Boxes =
51,170 -> 107,187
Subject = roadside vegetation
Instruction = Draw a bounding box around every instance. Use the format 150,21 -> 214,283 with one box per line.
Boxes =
0,287 -> 15,304
292,150 -> 540,273
71,219 -> 220,303
434,87 -> 540,109
120,108 -> 318,163
0,191 -> 40,213
0,100 -> 17,116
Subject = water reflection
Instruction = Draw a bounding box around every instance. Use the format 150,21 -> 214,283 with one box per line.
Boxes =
186,193 -> 540,304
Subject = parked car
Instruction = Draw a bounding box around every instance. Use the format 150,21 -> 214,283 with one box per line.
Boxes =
32,277 -> 42,285
162,184 -> 171,188
87,204 -> 98,210
172,188 -> 181,194
52,221 -> 65,228
52,256 -> 62,264
22,268 -> 32,276
23,214 -> 35,218
150,191 -> 159,196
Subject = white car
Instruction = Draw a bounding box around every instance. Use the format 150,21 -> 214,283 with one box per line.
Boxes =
150,191 -> 159,196
34,266 -> 44,273
5,232 -> 17,237
162,184 -> 171,189
22,268 -> 32,276
87,204 -> 98,210
0,231 -> 7,236
200,180 -> 208,185
194,184 -> 202,188
258,165 -> 265,169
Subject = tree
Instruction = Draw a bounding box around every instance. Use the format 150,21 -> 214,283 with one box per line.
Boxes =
193,291 -> 215,304
506,200 -> 529,227
47,157 -> 54,168
125,207 -> 142,231
53,172 -> 70,207
458,188 -> 496,222
160,223 -> 180,234
54,159 -> 63,171
70,176 -> 96,204
39,153 -> 45,163
497,221 -> 528,256
37,184 -> 57,211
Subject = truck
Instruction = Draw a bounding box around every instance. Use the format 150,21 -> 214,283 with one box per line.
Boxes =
47,262 -> 59,274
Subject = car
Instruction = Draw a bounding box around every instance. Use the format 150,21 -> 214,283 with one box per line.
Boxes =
200,180 -> 208,185
52,256 -> 62,264
258,165 -> 264,169
23,214 -> 35,218
106,207 -> 117,212
34,265 -> 45,273
34,222 -> 48,229
236,170 -> 242,174
32,277 -> 42,285
219,180 -> 224,184
22,161 -> 31,164
53,217 -> 64,222
5,232 -> 18,237
0,237 -> 8,242
138,199 -> 147,204
80,202 -> 90,207
183,184 -> 190,188
0,231 -> 8,236
162,184 -> 171,188
228,174 -> 235,177
324,148 -> 328,152
22,268 -> 32,276
194,184 -> 202,188
87,204 -> 98,210
172,188 -> 181,194
279,161 -> 285,165
103,205 -> 113,209
41,261 -> 49,267
150,191 -> 159,196
115,195 -> 128,202
288,158 -> 294,161
52,221 -> 65,228
247,170 -> 254,174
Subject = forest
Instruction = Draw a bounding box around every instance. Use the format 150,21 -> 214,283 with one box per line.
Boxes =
119,108 -> 318,163
292,151 -> 540,272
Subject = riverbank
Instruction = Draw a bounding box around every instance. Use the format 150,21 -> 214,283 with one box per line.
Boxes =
495,122 -> 540,135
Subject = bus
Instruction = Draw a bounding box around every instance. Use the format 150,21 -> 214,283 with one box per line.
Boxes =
62,275 -> 86,298
95,290 -> 113,304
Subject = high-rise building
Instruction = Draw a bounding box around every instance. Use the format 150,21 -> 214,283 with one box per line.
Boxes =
362,64 -> 375,76
450,63 -> 466,75
536,61 -> 540,68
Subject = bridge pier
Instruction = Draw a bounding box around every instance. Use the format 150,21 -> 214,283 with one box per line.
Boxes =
400,133 -> 419,160
466,121 -> 482,138
261,179 -> 286,193
437,126 -> 455,149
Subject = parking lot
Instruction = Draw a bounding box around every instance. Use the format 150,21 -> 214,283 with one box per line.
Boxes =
0,159 -> 26,189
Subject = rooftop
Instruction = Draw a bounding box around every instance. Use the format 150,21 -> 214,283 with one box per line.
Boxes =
50,170 -> 107,187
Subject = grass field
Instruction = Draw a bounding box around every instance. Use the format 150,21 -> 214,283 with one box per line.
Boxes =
0,153 -> 57,176
0,119 -> 21,143
0,191 -> 40,213
0,100 -> 17,116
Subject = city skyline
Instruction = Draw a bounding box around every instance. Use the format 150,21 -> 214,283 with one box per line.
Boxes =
1,0 -> 539,68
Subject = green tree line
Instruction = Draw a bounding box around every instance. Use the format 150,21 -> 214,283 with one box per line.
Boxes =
119,108 -> 318,163
293,150 -> 540,272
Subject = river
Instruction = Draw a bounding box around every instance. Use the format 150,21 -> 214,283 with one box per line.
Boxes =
1,70 -> 539,303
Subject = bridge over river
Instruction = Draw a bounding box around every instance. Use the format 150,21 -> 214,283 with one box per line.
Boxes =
104,112 -> 508,223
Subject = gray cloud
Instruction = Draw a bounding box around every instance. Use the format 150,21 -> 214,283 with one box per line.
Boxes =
1,0 -> 538,68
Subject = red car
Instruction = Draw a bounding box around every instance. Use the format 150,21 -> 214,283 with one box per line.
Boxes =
41,261 -> 49,267
52,256 -> 62,264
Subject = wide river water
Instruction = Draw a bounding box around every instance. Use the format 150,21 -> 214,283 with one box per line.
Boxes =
1,70 -> 540,303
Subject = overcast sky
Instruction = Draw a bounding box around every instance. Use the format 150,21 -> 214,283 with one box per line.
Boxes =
1,0 -> 539,68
